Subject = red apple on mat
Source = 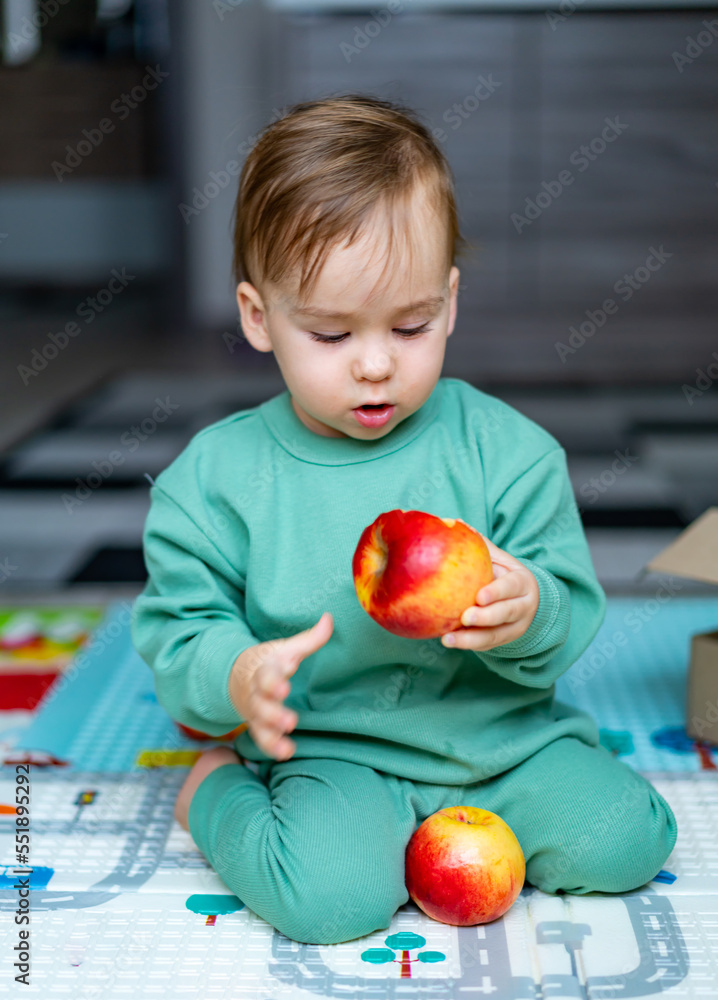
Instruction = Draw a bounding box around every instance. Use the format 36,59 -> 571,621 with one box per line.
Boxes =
405,806 -> 525,925
352,509 -> 494,639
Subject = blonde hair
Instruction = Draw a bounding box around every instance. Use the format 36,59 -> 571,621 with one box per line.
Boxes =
231,93 -> 474,306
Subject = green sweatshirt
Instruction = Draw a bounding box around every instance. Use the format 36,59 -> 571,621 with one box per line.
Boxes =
131,377 -> 606,785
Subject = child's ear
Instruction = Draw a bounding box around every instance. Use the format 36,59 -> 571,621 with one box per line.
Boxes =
446,266 -> 460,338
236,282 -> 273,353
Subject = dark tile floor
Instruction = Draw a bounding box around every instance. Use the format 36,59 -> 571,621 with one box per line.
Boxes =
0,369 -> 716,602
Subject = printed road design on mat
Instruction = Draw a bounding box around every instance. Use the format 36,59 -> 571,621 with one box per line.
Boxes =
1,598 -> 717,997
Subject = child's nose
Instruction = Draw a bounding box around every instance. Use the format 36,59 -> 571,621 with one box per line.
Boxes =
351,344 -> 394,381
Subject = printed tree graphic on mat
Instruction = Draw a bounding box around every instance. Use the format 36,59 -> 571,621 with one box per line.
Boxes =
186,893 -> 245,926
598,728 -> 634,757
361,931 -> 445,978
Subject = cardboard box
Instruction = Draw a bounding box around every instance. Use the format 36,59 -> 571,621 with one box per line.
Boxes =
643,506 -> 718,746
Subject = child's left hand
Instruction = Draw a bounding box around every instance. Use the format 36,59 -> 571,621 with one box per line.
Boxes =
441,536 -> 540,651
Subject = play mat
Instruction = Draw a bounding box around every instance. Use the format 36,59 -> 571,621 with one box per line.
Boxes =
1,593 -> 717,998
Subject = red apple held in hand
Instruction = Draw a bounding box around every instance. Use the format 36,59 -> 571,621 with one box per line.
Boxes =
352,509 -> 494,639
405,806 -> 525,926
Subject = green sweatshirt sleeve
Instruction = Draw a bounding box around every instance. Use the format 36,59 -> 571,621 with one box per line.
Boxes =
130,483 -> 258,735
475,446 -> 607,689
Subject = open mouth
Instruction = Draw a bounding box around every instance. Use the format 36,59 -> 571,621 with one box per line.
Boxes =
353,402 -> 396,427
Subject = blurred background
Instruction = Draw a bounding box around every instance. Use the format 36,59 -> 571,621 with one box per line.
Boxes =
2,4 -> 717,973
1,0 -> 717,605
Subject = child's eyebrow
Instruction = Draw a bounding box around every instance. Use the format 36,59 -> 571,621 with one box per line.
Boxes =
288,295 -> 446,320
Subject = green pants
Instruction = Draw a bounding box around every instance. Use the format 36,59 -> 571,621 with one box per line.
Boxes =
187,735 -> 677,945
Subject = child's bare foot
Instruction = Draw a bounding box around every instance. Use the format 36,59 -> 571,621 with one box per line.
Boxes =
174,746 -> 244,832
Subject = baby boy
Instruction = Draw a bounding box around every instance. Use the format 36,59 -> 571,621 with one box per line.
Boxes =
131,93 -> 677,945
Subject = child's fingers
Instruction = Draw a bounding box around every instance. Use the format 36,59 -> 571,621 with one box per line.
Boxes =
283,612 -> 334,662
254,727 -> 282,758
251,723 -> 273,755
274,736 -> 295,761
261,655 -> 309,698
476,569 -> 523,605
254,693 -> 296,731
461,597 -> 525,628
255,615 -> 333,695
481,536 -> 521,569
256,719 -> 295,760
267,672 -> 290,700
442,621 -> 518,650
252,717 -> 294,758
255,661 -> 290,699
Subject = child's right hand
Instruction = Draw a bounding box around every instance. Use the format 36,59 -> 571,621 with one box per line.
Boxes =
229,612 -> 333,761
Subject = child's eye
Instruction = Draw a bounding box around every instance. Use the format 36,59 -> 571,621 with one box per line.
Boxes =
308,332 -> 348,343
308,323 -> 431,344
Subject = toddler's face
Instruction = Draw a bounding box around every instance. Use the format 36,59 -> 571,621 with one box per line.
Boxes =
236,188 -> 459,439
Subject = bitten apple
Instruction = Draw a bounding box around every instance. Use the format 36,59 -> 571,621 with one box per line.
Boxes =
405,806 -> 525,925
352,509 -> 494,639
